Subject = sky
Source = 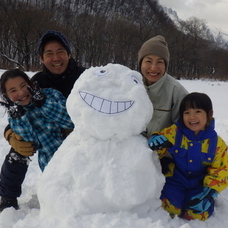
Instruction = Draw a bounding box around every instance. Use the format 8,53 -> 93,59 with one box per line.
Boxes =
159,0 -> 228,34
1,66 -> 228,228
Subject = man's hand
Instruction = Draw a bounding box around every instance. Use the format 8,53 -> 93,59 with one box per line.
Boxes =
4,129 -> 36,157
61,128 -> 74,139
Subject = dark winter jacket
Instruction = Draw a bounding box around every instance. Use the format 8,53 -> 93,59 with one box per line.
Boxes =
31,58 -> 85,98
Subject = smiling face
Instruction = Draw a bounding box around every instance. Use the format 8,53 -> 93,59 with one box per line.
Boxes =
183,108 -> 208,135
5,76 -> 32,106
40,40 -> 71,75
140,54 -> 166,85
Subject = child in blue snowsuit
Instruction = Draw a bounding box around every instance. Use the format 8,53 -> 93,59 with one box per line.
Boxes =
0,69 -> 74,209
148,92 -> 228,221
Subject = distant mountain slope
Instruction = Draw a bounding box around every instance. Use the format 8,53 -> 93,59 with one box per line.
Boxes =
162,5 -> 228,49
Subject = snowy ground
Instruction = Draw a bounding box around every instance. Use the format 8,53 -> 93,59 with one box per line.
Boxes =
0,68 -> 228,228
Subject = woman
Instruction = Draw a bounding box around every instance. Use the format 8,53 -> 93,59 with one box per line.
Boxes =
138,35 -> 188,137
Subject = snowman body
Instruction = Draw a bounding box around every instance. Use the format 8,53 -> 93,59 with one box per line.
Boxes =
38,64 -> 164,218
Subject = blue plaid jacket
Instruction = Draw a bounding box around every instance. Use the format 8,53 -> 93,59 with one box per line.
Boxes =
8,88 -> 74,171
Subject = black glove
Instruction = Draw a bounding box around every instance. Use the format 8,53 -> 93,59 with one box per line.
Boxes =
27,81 -> 46,108
61,128 -> 74,139
0,95 -> 25,119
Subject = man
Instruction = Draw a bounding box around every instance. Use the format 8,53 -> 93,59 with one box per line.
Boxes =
32,30 -> 85,98
0,30 -> 85,211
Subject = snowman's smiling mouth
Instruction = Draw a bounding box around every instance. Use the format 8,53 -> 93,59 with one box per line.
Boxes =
79,91 -> 134,114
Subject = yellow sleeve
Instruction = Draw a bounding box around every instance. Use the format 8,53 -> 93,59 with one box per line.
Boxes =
204,137 -> 228,193
153,124 -> 177,159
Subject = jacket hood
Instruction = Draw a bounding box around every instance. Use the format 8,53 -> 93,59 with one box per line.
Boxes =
175,118 -> 217,141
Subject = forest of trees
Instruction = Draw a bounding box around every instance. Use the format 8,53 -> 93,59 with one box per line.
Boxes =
1,0 -> 228,80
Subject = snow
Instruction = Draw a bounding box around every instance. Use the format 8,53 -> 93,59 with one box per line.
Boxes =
0,66 -> 228,228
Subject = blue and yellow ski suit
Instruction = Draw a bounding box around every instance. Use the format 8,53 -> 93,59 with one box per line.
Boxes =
154,119 -> 228,220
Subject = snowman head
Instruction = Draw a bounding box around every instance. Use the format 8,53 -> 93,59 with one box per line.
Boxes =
67,63 -> 153,140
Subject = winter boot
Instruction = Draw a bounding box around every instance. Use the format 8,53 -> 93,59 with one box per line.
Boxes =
0,197 -> 19,212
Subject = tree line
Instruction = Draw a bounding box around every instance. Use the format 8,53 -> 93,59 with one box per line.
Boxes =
0,0 -> 228,80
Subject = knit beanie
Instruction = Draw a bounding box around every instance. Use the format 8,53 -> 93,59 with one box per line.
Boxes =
38,30 -> 71,56
138,35 -> 170,70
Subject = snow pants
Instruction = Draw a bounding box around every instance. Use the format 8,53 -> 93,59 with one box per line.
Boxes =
0,148 -> 29,198
160,166 -> 215,220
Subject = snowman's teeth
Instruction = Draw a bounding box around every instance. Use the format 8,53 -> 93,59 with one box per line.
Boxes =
79,91 -> 134,114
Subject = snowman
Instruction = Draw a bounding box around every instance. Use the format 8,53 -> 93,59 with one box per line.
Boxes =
37,63 -> 164,220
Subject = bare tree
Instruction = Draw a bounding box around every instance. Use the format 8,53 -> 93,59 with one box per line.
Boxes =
0,0 -> 228,80
0,1 -> 60,70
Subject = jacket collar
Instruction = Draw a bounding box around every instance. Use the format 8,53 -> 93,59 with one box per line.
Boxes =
145,73 -> 167,93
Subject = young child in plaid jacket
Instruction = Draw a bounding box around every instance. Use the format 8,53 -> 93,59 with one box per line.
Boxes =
0,69 -> 74,171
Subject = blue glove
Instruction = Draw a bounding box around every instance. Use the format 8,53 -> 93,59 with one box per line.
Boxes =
188,187 -> 218,214
148,134 -> 173,150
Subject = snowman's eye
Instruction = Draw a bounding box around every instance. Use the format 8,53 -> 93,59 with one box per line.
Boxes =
131,75 -> 141,84
95,68 -> 109,76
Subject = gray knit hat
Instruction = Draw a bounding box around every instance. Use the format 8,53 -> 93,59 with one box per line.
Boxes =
138,35 -> 170,70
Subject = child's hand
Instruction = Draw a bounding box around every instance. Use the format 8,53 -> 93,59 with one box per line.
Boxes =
27,81 -> 46,108
188,187 -> 218,214
0,95 -> 25,119
148,134 -> 173,150
5,129 -> 36,156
